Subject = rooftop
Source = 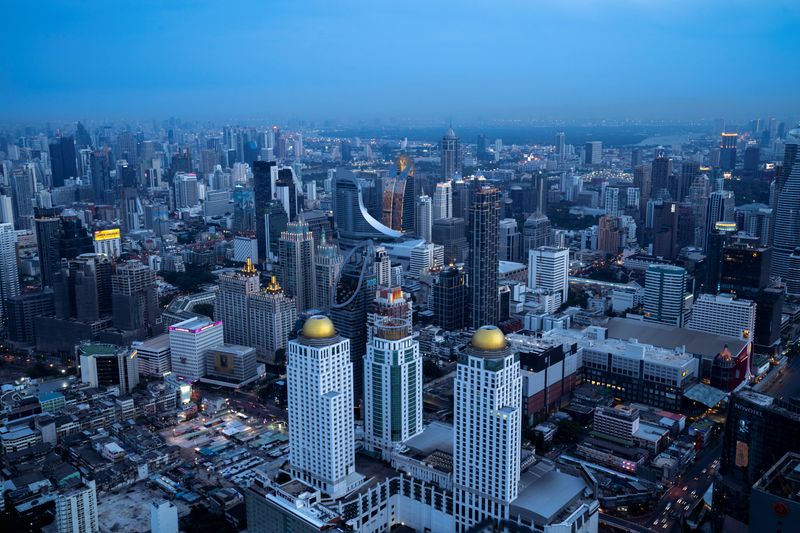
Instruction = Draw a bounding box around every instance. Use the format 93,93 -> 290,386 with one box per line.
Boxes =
753,452 -> 800,503
511,461 -> 588,524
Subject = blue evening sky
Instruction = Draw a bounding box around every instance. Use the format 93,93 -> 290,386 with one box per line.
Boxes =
2,0 -> 799,122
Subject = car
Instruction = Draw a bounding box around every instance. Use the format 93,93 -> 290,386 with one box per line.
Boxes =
682,485 -> 688,491
662,523 -> 669,529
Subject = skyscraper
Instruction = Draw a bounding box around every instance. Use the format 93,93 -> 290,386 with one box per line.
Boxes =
720,132 -> 738,171
35,211 -> 62,288
555,131 -> 566,162
704,190 -> 736,251
49,136 -> 78,188
0,223 -> 20,325
643,264 -> 687,327
333,169 -> 401,249
169,317 -> 224,381
382,155 -> 415,233
584,141 -> 602,166
315,233 -> 344,311
216,258 -> 261,346
651,150 -> 673,200
416,193 -> 432,242
497,218 -> 521,262
441,127 -> 461,181
454,326 -> 521,532
112,260 -> 160,334
468,187 -> 500,328
771,128 -> 800,280
522,212 -> 552,251
54,479 -> 99,533
432,180 -> 453,220
287,316 -> 361,498
248,276 -> 297,363
364,317 -> 422,458
432,217 -> 469,265
253,160 -> 278,262
527,246 -> 570,307
278,220 -> 316,312
433,264 -> 468,330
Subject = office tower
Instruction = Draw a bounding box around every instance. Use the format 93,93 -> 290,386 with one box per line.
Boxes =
382,154 -> 415,232
333,169 -> 401,249
704,221 -> 738,292
54,479 -> 98,533
112,260 -> 160,333
174,172 -> 199,208
120,186 -> 140,233
715,390 -> 800,528
49,136 -> 78,188
0,223 -> 20,324
441,127 -> 461,181
643,264 -> 687,327
650,200 -> 679,259
433,264 -> 468,330
679,161 -> 700,202
275,167 -> 299,221
748,453 -> 800,533
262,201 -> 289,260
432,181 -> 452,220
743,144 -> 760,178
704,190 -> 735,251
555,132 -> 566,162
631,147 -> 643,168
771,128 -> 800,280
169,317 -> 224,381
253,160 -> 278,262
367,286 -> 412,339
150,500 -> 178,533
131,334 -> 171,377
720,132 -> 738,171
331,242 -> 376,404
116,131 -> 138,164
409,242 -> 443,277
604,187 -> 620,216
528,246 -> 570,306
287,316 -> 361,498
468,187 -> 500,328
6,290 -> 54,347
476,133 -> 488,162
451,179 -> 471,220
364,317 -> 422,458
278,220 -> 316,312
216,258 -> 261,346
735,203 -> 772,245
522,212 -> 552,251
497,218 -> 521,262
90,149 -> 112,202
11,165 -> 35,227
53,253 -> 112,322
315,234 -> 343,310
35,212 -> 62,287
248,276 -> 297,363
584,141 -> 602,165
0,194 -> 13,225
597,215 -> 622,255
687,293 -> 756,342
59,215 -> 94,260
651,150 -> 673,200
204,344 -> 258,386
633,165 -> 652,221
92,227 -> 121,258
416,193 -> 432,242
78,343 -> 139,394
454,326 -> 521,532
432,217 -> 469,264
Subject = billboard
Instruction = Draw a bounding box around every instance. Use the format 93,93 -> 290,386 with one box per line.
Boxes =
94,228 -> 121,241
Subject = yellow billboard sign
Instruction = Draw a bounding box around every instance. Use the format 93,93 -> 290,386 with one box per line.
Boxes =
94,228 -> 121,241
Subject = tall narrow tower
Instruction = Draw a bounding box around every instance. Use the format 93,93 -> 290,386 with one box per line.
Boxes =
315,233 -> 344,311
215,258 -> 261,346
287,316 -> 361,498
454,326 -> 521,532
278,220 -> 316,312
441,127 -> 461,181
363,317 -> 422,459
468,186 -> 500,328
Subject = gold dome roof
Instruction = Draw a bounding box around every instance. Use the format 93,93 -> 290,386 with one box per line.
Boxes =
302,315 -> 336,339
471,326 -> 506,351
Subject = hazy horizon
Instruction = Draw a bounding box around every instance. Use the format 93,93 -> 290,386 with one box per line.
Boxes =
4,0 -> 799,122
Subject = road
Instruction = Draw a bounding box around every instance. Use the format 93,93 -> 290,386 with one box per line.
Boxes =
761,354 -> 800,401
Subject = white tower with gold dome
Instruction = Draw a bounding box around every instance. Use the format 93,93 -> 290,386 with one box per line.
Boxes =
287,315 -> 363,498
454,326 -> 521,532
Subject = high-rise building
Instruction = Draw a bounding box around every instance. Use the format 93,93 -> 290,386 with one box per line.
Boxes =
53,253 -> 112,322
643,264 -> 687,327
54,479 -> 98,533
90,149 -> 112,202
522,212 -> 552,251
584,141 -> 602,166
253,160 -> 278,262
248,276 -> 297,363
704,190 -> 736,251
432,217 -> 469,265
382,154 -> 416,233
333,169 -> 401,249
215,258 -> 261,346
78,343 -> 139,394
631,147 -> 643,168
497,218 -> 521,262
287,316 -> 361,498
432,181 -> 453,220
131,334 -> 171,377
687,293 -> 756,342
527,246 -> 570,307
704,221 -> 738,292
720,132 -> 738,171
651,151 -> 673,200
150,500 -> 178,533
6,290 -> 54,347
555,132 -> 566,162
49,136 -> 78,188
367,286 -> 412,341
35,212 -> 62,288
169,317 -> 224,381
278,220 -> 316,312
633,165 -> 652,223
174,172 -> 199,208
771,128 -> 800,280
331,242 -> 377,404
597,215 -> 622,255
433,264 -> 467,330
468,187 -> 500,328
441,127 -> 461,181
416,193 -> 432,242
454,326 -> 521,532
315,234 -> 344,310
112,260 -> 160,333
364,317 -> 422,458
477,134 -> 489,162
0,223 -> 20,324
